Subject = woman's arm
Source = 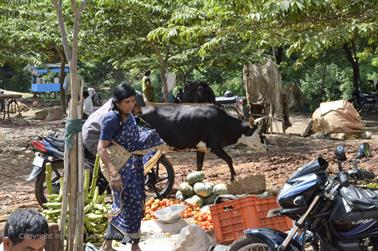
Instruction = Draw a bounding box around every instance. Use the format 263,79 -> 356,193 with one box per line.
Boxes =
98,112 -> 123,191
97,139 -> 123,191
97,140 -> 115,173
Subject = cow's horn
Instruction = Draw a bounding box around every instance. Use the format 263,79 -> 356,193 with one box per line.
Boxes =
248,116 -> 254,128
254,117 -> 266,124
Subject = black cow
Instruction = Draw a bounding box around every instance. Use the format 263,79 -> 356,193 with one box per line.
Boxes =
179,81 -> 216,104
140,103 -> 267,180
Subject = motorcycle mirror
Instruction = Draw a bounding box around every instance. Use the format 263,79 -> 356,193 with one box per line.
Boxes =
334,145 -> 347,162
356,143 -> 372,159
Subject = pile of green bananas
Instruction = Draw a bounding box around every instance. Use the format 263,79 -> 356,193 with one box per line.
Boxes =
365,183 -> 378,189
43,163 -> 111,245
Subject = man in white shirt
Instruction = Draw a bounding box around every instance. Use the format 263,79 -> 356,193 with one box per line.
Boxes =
0,209 -> 48,251
87,87 -> 96,98
83,90 -> 93,119
63,73 -> 85,109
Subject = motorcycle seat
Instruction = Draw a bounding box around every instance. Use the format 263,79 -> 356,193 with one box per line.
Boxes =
45,137 -> 65,152
47,136 -> 64,142
216,96 -> 238,104
358,92 -> 376,101
341,186 -> 378,211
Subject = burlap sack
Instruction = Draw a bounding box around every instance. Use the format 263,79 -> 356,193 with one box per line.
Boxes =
99,142 -> 162,182
311,100 -> 363,134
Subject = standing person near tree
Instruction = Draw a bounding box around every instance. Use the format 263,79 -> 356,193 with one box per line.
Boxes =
97,83 -> 164,251
63,73 -> 85,110
83,89 -> 93,119
141,70 -> 154,102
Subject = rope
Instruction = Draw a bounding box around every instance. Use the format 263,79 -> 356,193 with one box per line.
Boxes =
65,119 -> 83,150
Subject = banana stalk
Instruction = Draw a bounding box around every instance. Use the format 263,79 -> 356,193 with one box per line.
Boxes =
47,194 -> 59,201
96,190 -> 107,204
57,177 -> 64,202
83,169 -> 90,203
43,202 -> 62,209
89,155 -> 100,198
45,163 -> 53,195
44,209 -> 61,215
92,186 -> 99,205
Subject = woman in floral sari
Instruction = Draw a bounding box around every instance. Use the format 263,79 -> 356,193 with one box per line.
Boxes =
98,83 -> 164,251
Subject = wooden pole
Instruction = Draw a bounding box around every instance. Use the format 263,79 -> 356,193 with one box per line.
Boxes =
59,142 -> 70,251
52,1 -> 87,250
74,76 -> 85,251
67,75 -> 78,251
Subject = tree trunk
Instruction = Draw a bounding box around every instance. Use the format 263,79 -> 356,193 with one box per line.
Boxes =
56,46 -> 66,113
320,63 -> 327,102
342,43 -> 360,92
151,42 -> 169,102
273,47 -> 284,65
159,61 -> 168,102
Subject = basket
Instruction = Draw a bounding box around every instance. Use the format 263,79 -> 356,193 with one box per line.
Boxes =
210,196 -> 292,244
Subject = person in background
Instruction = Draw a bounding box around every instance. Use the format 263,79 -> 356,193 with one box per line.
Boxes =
174,88 -> 184,103
0,209 -> 48,251
141,70 -> 154,102
83,90 -> 93,119
133,90 -> 145,116
63,73 -> 85,109
87,86 -> 96,98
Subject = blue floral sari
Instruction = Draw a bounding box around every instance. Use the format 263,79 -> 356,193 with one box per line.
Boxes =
104,113 -> 164,243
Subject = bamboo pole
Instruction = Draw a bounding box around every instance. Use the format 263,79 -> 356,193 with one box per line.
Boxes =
46,163 -> 53,196
66,73 -> 78,251
74,76 -> 85,251
59,146 -> 70,251
52,1 -> 87,250
89,155 -> 100,198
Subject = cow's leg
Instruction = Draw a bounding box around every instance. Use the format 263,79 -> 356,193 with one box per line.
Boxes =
211,147 -> 236,181
196,151 -> 205,171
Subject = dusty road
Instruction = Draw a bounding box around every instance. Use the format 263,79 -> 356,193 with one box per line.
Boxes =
0,113 -> 377,233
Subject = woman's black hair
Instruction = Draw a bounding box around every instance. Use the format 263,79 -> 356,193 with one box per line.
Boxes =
113,83 -> 136,103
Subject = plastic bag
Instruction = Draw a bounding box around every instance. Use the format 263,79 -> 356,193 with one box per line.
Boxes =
153,204 -> 186,224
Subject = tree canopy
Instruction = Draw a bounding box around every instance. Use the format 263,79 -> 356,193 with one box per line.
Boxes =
1,0 -> 377,109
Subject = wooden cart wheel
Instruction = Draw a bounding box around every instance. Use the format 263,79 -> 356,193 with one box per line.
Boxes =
0,100 -> 5,120
7,99 -> 20,120
8,99 -> 20,113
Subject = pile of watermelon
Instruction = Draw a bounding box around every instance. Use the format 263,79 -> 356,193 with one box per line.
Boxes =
176,171 -> 228,207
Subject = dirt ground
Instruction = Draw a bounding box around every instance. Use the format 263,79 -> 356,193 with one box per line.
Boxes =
0,110 -> 377,235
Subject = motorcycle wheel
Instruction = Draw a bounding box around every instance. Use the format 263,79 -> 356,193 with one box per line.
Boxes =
145,155 -> 175,198
35,160 -> 64,207
228,236 -> 270,251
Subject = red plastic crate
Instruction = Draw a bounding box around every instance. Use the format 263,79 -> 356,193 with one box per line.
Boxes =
210,196 -> 292,244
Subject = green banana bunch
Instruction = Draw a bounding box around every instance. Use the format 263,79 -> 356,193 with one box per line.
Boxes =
42,167 -> 111,244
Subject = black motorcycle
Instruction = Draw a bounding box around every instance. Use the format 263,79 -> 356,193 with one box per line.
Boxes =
28,136 -> 175,207
351,90 -> 378,113
216,91 -> 247,120
229,143 -> 377,251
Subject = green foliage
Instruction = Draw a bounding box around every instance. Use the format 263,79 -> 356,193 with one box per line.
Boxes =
0,63 -> 30,92
300,63 -> 352,111
1,0 -> 377,110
